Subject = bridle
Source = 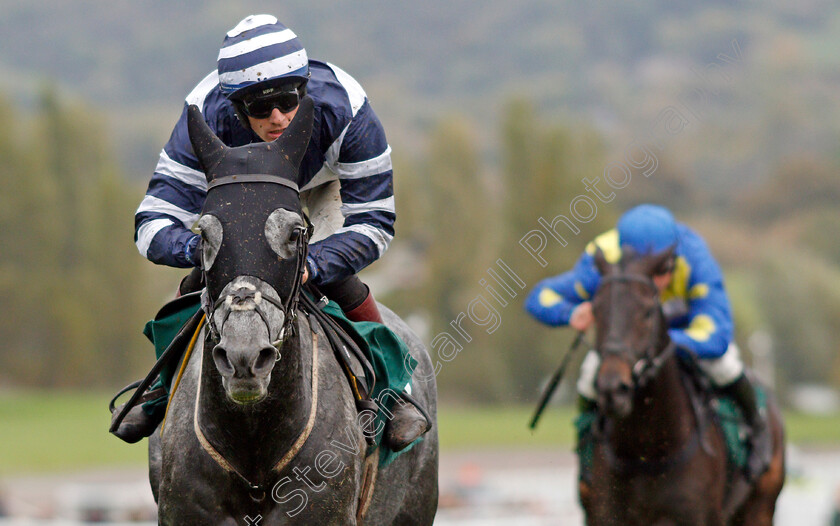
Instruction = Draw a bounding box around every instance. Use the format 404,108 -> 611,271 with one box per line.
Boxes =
193,177 -> 316,500
199,175 -> 313,358
595,271 -> 711,475
597,273 -> 676,388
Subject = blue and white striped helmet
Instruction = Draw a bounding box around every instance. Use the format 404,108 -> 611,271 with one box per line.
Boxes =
217,15 -> 310,99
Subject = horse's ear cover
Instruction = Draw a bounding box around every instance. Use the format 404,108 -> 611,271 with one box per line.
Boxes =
277,95 -> 314,172
186,104 -> 226,181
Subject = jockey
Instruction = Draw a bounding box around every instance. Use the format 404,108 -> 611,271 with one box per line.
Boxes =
525,204 -> 772,480
118,15 -> 428,448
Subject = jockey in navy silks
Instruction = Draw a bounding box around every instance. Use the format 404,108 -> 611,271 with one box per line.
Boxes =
117,15 -> 428,445
525,204 -> 772,480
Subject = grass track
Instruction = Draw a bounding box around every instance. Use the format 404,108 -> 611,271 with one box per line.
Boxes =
1,391 -> 838,475
0,391 -> 148,475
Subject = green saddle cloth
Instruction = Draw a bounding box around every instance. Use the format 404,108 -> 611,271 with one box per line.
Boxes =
713,384 -> 768,476
575,384 -> 767,480
140,294 -> 202,417
314,294 -> 419,466
142,292 -> 418,467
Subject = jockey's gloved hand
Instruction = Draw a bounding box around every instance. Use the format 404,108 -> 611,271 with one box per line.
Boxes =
305,256 -> 318,284
185,235 -> 202,267
662,298 -> 688,321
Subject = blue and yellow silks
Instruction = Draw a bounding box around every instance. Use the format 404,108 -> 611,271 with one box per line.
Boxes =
524,224 -> 733,359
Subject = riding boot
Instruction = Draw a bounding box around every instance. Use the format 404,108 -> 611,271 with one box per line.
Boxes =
722,374 -> 772,480
384,393 -> 431,452
111,391 -> 167,444
344,290 -> 384,324
320,275 -> 384,324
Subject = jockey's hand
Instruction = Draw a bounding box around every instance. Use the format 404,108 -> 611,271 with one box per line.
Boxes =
570,302 -> 593,332
186,235 -> 202,267
302,266 -> 309,284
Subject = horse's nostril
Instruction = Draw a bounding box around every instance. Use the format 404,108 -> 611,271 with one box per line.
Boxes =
253,347 -> 277,374
617,382 -> 632,395
212,346 -> 234,376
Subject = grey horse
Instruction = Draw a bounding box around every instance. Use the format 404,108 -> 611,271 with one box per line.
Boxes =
148,96 -> 439,525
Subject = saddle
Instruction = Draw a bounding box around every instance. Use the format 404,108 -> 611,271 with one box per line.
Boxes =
676,358 -> 769,478
576,357 -> 766,485
110,285 -> 418,457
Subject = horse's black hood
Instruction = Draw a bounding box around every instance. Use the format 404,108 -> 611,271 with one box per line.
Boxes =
187,97 -> 314,301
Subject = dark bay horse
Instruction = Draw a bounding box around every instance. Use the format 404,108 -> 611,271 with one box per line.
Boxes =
148,97 -> 438,525
581,248 -> 784,526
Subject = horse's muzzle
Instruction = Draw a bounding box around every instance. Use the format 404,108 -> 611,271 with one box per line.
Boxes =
597,358 -> 634,418
212,344 -> 276,404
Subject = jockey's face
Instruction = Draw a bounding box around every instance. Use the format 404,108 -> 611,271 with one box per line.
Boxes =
653,271 -> 673,293
248,105 -> 300,143
651,253 -> 675,293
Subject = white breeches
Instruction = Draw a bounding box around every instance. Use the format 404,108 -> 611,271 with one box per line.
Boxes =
577,343 -> 745,401
301,180 -> 344,243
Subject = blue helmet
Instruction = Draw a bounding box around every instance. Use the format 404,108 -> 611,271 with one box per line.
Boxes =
217,15 -> 310,99
617,204 -> 679,254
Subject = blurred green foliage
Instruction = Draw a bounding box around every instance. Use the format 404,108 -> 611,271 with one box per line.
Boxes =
1,80 -> 838,410
381,101 -> 840,405
2,0 -> 840,184
0,91 -> 182,389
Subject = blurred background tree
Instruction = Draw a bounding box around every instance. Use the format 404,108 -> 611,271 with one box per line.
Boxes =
0,91 -> 180,388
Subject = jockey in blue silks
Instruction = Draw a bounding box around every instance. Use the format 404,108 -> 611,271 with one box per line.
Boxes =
525,204 -> 771,480
116,15 -> 428,447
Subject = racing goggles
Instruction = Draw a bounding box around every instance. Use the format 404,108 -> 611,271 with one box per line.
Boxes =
239,87 -> 301,119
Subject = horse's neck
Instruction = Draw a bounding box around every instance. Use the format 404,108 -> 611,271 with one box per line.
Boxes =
197,315 -> 314,477
611,355 -> 695,459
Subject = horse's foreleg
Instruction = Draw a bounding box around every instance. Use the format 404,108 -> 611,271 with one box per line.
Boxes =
148,426 -> 162,503
579,480 -> 596,524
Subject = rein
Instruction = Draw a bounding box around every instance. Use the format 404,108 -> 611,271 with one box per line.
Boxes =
192,322 -> 321,500
596,271 -> 705,475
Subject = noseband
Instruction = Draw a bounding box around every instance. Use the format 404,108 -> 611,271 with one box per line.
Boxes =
598,273 -> 675,388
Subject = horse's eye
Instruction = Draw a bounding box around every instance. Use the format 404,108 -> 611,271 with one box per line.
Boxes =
266,208 -> 303,259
